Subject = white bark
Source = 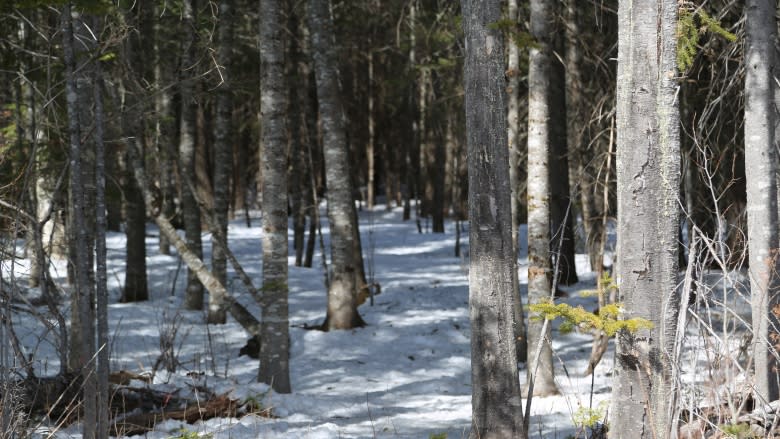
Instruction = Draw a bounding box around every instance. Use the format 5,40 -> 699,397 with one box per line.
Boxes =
526,0 -> 559,397
610,1 -> 681,437
745,0 -> 779,403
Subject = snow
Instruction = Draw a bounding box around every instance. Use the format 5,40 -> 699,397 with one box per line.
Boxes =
3,204 -> 625,438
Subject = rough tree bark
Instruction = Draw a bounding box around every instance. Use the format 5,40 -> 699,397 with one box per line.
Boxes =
92,17 -> 110,436
209,0 -> 234,324
610,1 -> 681,437
119,1 -> 150,302
62,4 -> 97,436
308,0 -> 365,330
180,0 -> 204,311
745,0 -> 779,404
547,5 -> 578,286
461,0 -> 525,437
526,0 -> 559,397
258,0 -> 291,393
506,0 -> 527,363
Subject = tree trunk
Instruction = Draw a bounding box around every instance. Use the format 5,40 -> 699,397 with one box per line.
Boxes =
180,0 -> 204,311
367,45 -> 376,210
547,14 -> 578,286
122,139 -> 148,303
526,0 -> 559,397
506,0 -> 527,364
209,0 -> 234,324
745,0 -> 780,404
308,0 -> 365,330
258,0 -> 292,393
126,137 -> 262,339
62,5 -> 97,436
289,17 -> 307,267
461,0 -> 525,437
92,19 -> 110,436
610,1 -> 681,437
154,6 -> 176,256
119,0 -> 150,303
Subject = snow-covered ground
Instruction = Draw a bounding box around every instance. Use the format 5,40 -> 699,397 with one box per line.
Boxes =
3,205 -> 640,438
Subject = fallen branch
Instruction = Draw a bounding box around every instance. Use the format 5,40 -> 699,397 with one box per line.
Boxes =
125,142 -> 260,338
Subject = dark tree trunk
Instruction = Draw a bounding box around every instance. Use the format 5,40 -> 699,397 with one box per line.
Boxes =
62,5 -> 97,436
209,0 -> 234,324
461,0 -> 525,436
180,0 -> 204,311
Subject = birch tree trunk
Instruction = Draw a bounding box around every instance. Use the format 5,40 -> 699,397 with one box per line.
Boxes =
610,1 -> 681,437
180,0 -> 204,311
526,0 -> 559,397
461,0 -> 525,436
259,0 -> 291,393
745,0 -> 779,404
308,0 -> 365,330
209,0 -> 234,324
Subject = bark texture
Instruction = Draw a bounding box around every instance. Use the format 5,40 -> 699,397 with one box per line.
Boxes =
180,0 -> 204,310
461,0 -> 525,436
209,0 -> 234,324
119,0 -> 150,304
745,0 -> 779,404
610,1 -> 681,437
506,0 -> 527,363
526,0 -> 559,397
308,0 -> 364,330
62,5 -> 97,436
259,0 -> 291,393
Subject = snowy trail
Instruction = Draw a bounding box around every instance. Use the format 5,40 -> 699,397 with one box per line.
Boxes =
5,206 -> 615,438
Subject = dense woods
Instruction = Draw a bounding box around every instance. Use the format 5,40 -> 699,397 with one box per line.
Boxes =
0,0 -> 779,437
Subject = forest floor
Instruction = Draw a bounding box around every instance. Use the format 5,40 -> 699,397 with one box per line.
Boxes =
5,204 -> 746,438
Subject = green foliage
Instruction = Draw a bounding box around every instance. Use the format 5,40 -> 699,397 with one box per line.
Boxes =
169,428 -> 213,439
529,300 -> 653,337
580,272 -> 618,299
572,402 -> 608,429
429,433 -> 447,439
718,423 -> 755,438
677,8 -> 737,72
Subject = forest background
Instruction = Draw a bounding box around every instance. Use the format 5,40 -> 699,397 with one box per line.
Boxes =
0,0 -> 778,438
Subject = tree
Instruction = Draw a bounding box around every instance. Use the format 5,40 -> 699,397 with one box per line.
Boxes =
506,0 -> 527,363
461,0 -> 525,436
526,0 -> 559,397
62,4 -> 97,436
180,0 -> 204,311
258,0 -> 292,393
119,0 -> 150,303
209,0 -> 234,324
308,0 -> 365,330
610,0 -> 681,437
745,0 -> 779,404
